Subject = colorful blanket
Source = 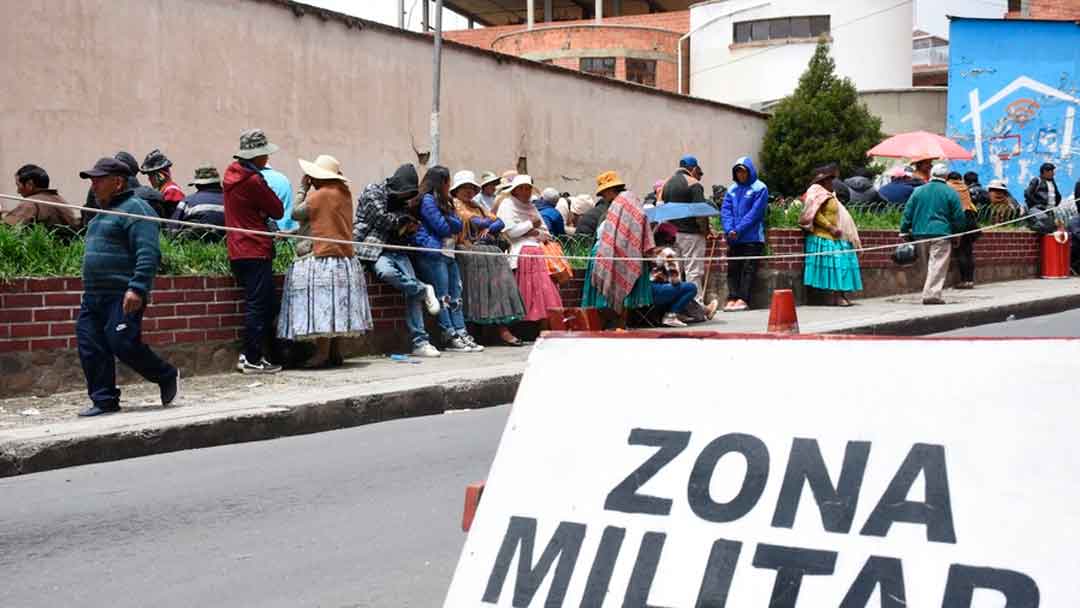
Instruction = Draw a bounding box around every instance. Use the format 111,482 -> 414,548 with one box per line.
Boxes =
591,191 -> 655,312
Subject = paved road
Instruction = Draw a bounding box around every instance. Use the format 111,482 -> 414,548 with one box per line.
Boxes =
937,306 -> 1080,337
0,406 -> 509,608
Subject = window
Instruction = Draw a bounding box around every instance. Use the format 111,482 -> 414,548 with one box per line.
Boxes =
1007,0 -> 1022,11
580,57 -> 615,78
733,15 -> 830,43
626,59 -> 657,87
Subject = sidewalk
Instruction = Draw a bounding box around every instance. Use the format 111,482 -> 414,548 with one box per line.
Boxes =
3,277 -> 1078,477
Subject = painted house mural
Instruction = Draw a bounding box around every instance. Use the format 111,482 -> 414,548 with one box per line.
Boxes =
947,18 -> 1080,201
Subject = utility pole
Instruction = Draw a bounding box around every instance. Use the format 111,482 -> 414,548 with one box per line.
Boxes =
398,0 -> 405,28
429,0 -> 443,167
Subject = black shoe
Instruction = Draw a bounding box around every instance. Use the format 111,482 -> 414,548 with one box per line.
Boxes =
160,371 -> 180,406
78,402 -> 121,417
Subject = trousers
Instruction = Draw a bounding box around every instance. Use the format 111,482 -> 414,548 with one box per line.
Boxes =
923,240 -> 952,300
231,259 -> 277,362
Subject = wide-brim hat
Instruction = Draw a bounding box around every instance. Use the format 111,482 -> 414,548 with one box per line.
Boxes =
507,174 -> 534,195
810,165 -> 838,186
478,171 -> 500,188
189,163 -> 221,186
235,128 -> 280,160
451,170 -> 480,193
299,155 -> 349,183
987,179 -> 1010,192
139,148 -> 173,174
595,170 -> 626,196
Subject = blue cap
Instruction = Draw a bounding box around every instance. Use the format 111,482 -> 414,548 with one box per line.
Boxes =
679,155 -> 700,169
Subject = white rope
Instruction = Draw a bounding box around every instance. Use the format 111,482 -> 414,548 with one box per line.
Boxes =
0,192 -> 1053,264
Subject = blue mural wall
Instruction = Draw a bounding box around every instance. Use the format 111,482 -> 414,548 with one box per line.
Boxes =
947,18 -> 1080,202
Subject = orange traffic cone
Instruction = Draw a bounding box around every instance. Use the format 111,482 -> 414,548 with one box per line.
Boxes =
767,289 -> 799,334
462,481 -> 486,532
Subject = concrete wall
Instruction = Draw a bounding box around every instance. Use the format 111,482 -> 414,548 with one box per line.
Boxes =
0,0 -> 766,214
946,18 -> 1080,202
689,0 -> 913,107
858,87 -> 948,135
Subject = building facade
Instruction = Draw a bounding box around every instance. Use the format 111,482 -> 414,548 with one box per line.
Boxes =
1007,0 -> 1080,20
946,18 -> 1080,200
687,0 -> 913,107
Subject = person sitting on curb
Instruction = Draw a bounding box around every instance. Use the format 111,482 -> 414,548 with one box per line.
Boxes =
354,164 -> 442,358
901,163 -> 967,305
76,157 -> 179,417
651,222 -> 698,327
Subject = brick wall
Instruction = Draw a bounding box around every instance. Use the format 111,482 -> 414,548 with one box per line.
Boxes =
445,10 -> 690,51
1007,0 -> 1080,19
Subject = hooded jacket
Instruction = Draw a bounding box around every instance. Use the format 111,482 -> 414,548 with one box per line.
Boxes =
354,164 -> 420,262
534,198 -> 566,236
223,159 -> 284,260
720,157 -> 769,244
878,177 -> 924,206
843,176 -> 882,205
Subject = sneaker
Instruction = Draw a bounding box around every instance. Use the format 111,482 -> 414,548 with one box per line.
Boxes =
78,402 -> 121,417
704,299 -> 720,320
238,354 -> 282,374
922,297 -> 946,305
423,284 -> 441,316
411,342 -> 441,358
445,336 -> 472,352
461,334 -> 485,352
160,371 -> 180,407
662,313 -> 688,328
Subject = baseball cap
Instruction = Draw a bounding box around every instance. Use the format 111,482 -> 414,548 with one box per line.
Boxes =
80,157 -> 134,179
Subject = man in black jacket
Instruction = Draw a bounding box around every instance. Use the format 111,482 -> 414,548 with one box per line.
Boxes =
964,171 -> 991,208
1025,162 -> 1062,233
661,155 -> 716,310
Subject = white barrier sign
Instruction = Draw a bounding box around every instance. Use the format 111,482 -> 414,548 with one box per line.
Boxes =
444,336 -> 1080,607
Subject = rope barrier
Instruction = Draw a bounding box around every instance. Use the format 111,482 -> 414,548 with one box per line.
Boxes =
0,192 -> 1055,265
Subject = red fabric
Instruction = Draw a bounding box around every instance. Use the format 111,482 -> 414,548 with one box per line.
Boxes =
592,192 -> 654,312
161,181 -> 185,203
515,246 -> 564,321
223,161 -> 283,260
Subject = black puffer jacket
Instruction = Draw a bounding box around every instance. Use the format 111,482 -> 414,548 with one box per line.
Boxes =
843,176 -> 883,204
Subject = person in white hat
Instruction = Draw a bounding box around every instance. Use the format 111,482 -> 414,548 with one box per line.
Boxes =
496,174 -> 563,326
276,155 -> 372,367
473,171 -> 501,213
451,171 -> 527,346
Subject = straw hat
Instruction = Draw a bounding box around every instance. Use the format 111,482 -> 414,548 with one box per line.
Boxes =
298,155 -> 349,182
595,170 -> 626,196
451,170 -> 480,193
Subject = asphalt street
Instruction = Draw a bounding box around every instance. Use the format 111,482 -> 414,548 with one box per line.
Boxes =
937,306 -> 1080,337
0,406 -> 510,608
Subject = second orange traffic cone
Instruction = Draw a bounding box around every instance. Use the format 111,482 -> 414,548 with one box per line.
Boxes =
767,289 -> 799,334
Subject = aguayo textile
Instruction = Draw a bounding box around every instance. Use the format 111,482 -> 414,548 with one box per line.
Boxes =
582,240 -> 653,310
277,256 -> 372,340
458,243 -> 525,325
591,191 -> 655,312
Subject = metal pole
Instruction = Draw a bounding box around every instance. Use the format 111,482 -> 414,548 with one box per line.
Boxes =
429,0 -> 443,167
422,0 -> 430,32
544,0 -> 552,22
527,0 -> 535,30
594,0 -> 602,24
398,0 -> 405,28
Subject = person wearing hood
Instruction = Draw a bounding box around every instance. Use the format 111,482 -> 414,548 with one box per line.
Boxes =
535,187 -> 566,236
354,163 -> 442,358
843,168 -> 883,208
720,156 -> 769,312
799,165 -> 863,306
224,129 -> 285,374
277,155 -> 371,368
901,163 -> 966,305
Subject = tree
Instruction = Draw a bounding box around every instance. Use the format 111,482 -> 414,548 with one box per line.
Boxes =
760,39 -> 884,197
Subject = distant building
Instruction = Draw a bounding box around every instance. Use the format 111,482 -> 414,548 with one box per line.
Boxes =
912,29 -> 949,87
1006,0 -> 1080,20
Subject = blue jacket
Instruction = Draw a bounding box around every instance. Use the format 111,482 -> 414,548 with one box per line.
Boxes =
879,177 -> 924,206
535,200 -> 566,236
261,168 -> 296,231
82,191 -> 161,297
720,156 -> 769,244
413,193 -> 463,253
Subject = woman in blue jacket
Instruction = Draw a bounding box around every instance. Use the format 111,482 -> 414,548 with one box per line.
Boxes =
411,166 -> 483,353
720,156 -> 770,311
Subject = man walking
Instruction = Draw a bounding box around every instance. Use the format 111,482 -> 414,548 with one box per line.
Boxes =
661,155 -> 715,309
354,164 -> 441,357
224,129 -> 285,374
901,163 -> 967,305
75,158 -> 179,416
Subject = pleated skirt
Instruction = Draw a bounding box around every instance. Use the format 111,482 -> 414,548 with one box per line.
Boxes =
277,255 -> 373,340
802,235 -> 864,293
458,243 -> 526,325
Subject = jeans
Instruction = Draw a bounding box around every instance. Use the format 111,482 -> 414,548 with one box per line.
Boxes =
373,252 -> 431,347
727,241 -> 765,304
413,253 -> 466,340
230,259 -> 277,362
77,294 -> 176,406
651,282 -> 698,315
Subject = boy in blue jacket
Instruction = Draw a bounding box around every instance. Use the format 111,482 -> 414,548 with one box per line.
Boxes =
720,156 -> 769,311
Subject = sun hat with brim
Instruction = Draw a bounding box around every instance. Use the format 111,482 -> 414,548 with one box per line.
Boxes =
451,170 -> 480,193
595,170 -> 626,196
235,128 -> 280,160
507,174 -> 534,194
298,155 -> 349,183
140,149 -> 173,174
189,163 -> 221,186
987,179 -> 1010,192
478,171 -> 500,187
80,157 -> 133,179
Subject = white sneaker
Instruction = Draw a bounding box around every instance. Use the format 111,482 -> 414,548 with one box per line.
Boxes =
461,334 -> 485,352
445,336 -> 472,352
423,284 -> 441,316
237,354 -> 282,374
662,313 -> 688,328
411,342 -> 441,358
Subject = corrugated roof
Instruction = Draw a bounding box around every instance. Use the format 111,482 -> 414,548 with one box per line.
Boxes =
443,0 -> 693,26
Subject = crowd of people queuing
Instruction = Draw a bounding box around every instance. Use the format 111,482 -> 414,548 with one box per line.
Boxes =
5,128 -> 1079,416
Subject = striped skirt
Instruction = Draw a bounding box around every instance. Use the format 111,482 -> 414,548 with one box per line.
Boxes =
277,255 -> 373,340
458,242 -> 526,325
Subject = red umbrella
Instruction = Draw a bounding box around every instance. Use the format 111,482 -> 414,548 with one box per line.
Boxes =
867,131 -> 974,161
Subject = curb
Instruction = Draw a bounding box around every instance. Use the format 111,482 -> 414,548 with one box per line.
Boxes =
0,373 -> 522,479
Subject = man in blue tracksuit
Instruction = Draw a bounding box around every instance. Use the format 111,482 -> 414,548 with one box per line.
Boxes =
720,156 -> 769,311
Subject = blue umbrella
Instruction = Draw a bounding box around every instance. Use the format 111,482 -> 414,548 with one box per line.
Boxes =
646,202 -> 720,223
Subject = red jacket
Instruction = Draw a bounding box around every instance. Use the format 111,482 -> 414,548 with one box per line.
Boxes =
223,160 -> 284,260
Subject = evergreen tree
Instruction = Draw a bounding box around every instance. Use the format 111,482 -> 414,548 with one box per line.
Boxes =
760,40 -> 884,197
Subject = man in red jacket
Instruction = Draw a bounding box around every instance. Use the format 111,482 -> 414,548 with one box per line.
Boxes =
224,129 -> 285,374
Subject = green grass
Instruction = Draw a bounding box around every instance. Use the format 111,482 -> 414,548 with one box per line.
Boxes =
0,224 -> 294,280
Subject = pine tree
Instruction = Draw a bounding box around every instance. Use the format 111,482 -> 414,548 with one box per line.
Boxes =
760,40 -> 884,197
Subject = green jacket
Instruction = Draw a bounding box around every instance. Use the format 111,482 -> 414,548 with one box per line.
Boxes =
901,180 -> 966,238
